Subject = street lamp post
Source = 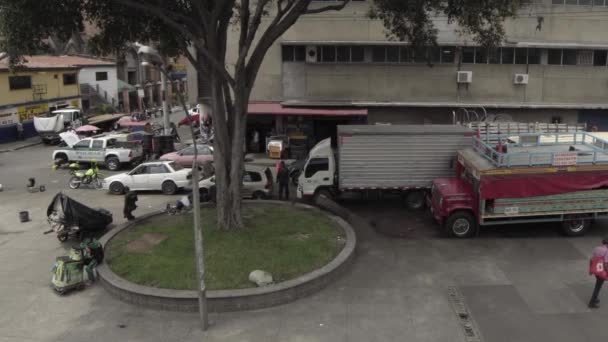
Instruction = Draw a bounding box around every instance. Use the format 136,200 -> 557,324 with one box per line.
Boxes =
135,44 -> 170,135
137,44 -> 208,331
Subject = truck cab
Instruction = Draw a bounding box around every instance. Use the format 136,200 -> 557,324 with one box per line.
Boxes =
297,138 -> 336,200
34,108 -> 83,144
430,176 -> 477,237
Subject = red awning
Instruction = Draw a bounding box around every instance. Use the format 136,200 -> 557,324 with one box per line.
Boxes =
248,102 -> 367,117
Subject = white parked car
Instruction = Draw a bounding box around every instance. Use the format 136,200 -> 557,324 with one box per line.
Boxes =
103,161 -> 191,195
199,167 -> 273,199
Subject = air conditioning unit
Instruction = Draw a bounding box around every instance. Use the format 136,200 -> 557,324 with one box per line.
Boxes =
306,46 -> 318,63
513,74 -> 529,85
457,71 -> 473,84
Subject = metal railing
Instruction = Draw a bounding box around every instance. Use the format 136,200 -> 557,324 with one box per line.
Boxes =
472,132 -> 608,168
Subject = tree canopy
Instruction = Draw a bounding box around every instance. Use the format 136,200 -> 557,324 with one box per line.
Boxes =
0,0 -> 523,229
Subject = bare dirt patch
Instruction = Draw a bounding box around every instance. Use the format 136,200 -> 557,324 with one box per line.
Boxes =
126,233 -> 168,253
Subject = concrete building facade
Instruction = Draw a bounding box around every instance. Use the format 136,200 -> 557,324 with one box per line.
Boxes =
189,0 -> 608,133
0,56 -> 83,125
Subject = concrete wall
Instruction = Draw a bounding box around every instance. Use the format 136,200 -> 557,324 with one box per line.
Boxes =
79,66 -> 119,106
281,62 -> 608,105
223,0 -> 608,106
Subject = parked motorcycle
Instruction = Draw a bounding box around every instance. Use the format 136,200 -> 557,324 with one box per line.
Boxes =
44,193 -> 113,242
68,162 -> 102,189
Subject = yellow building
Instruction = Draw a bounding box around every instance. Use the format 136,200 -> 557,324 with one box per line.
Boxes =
0,56 -> 83,125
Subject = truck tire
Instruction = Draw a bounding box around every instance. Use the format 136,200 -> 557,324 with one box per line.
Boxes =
314,189 -> 333,204
405,191 -> 425,210
162,181 -> 178,195
105,156 -> 120,171
445,211 -> 477,238
109,181 -> 124,195
54,153 -> 68,165
560,217 -> 591,237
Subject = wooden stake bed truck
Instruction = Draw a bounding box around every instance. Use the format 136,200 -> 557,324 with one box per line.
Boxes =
430,131 -> 608,238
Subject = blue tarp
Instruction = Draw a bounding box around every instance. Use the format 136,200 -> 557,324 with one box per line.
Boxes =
0,121 -> 38,144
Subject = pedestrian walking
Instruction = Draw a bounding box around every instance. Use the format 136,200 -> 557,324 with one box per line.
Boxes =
16,121 -> 24,140
588,237 -> 608,308
123,187 -> 138,221
277,161 -> 290,200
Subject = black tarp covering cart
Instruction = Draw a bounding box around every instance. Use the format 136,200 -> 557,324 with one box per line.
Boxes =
45,193 -> 113,242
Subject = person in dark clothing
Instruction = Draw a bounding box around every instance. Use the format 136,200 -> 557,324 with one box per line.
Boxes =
277,161 -> 290,200
123,187 -> 138,221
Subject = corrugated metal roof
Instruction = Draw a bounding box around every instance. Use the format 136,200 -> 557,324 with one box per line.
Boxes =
0,55 -> 116,71
338,124 -> 472,135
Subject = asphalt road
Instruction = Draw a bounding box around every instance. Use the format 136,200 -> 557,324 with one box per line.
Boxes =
3,130 -> 608,341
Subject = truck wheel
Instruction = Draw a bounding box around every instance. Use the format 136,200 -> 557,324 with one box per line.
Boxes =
54,154 -> 68,165
162,181 -> 178,195
314,189 -> 333,204
445,211 -> 477,238
252,191 -> 266,200
560,217 -> 591,237
105,157 -> 120,171
405,191 -> 425,210
109,181 -> 124,195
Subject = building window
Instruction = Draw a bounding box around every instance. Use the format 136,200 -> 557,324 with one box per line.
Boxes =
371,46 -> 386,62
321,46 -> 336,62
282,45 -> 294,62
553,0 -> 595,4
594,0 -> 606,5
578,50 -> 593,65
563,50 -> 578,65
501,48 -> 515,64
8,76 -> 32,90
461,47 -> 475,64
441,47 -> 456,63
594,50 -> 607,66
63,73 -> 77,85
387,46 -> 399,63
95,71 -> 108,81
337,46 -> 350,62
527,49 -> 541,64
282,45 -> 306,62
547,49 -> 599,66
548,49 -> 562,65
351,46 -> 365,62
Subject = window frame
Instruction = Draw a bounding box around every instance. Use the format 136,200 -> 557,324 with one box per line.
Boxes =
62,73 -> 77,85
95,71 -> 108,81
8,76 -> 32,90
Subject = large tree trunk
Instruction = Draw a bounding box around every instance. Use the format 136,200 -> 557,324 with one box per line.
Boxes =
201,59 -> 247,230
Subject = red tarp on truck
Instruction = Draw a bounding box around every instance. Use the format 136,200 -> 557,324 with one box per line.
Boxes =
480,172 -> 608,199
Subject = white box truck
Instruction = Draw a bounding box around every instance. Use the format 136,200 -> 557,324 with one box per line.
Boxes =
296,125 -> 472,208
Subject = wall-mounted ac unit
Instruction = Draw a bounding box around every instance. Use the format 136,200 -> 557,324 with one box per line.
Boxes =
457,71 -> 472,84
513,74 -> 529,85
306,46 -> 318,63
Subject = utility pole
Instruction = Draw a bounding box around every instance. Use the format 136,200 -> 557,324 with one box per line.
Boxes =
163,66 -> 208,331
137,43 -> 208,330
160,69 -> 171,136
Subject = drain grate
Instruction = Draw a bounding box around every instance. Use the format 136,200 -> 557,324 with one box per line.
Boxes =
447,286 -> 483,342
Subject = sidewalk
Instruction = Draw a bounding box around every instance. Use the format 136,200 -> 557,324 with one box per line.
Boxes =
0,136 -> 42,153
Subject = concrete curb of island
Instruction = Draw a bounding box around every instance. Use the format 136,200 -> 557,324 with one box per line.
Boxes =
97,200 -> 357,313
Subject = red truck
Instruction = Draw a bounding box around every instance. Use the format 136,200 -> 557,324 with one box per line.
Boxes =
430,131 -> 608,238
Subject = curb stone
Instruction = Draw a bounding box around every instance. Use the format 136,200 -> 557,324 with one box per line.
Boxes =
97,200 -> 357,312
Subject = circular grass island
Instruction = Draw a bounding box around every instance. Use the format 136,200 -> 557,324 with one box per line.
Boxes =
105,203 -> 346,291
